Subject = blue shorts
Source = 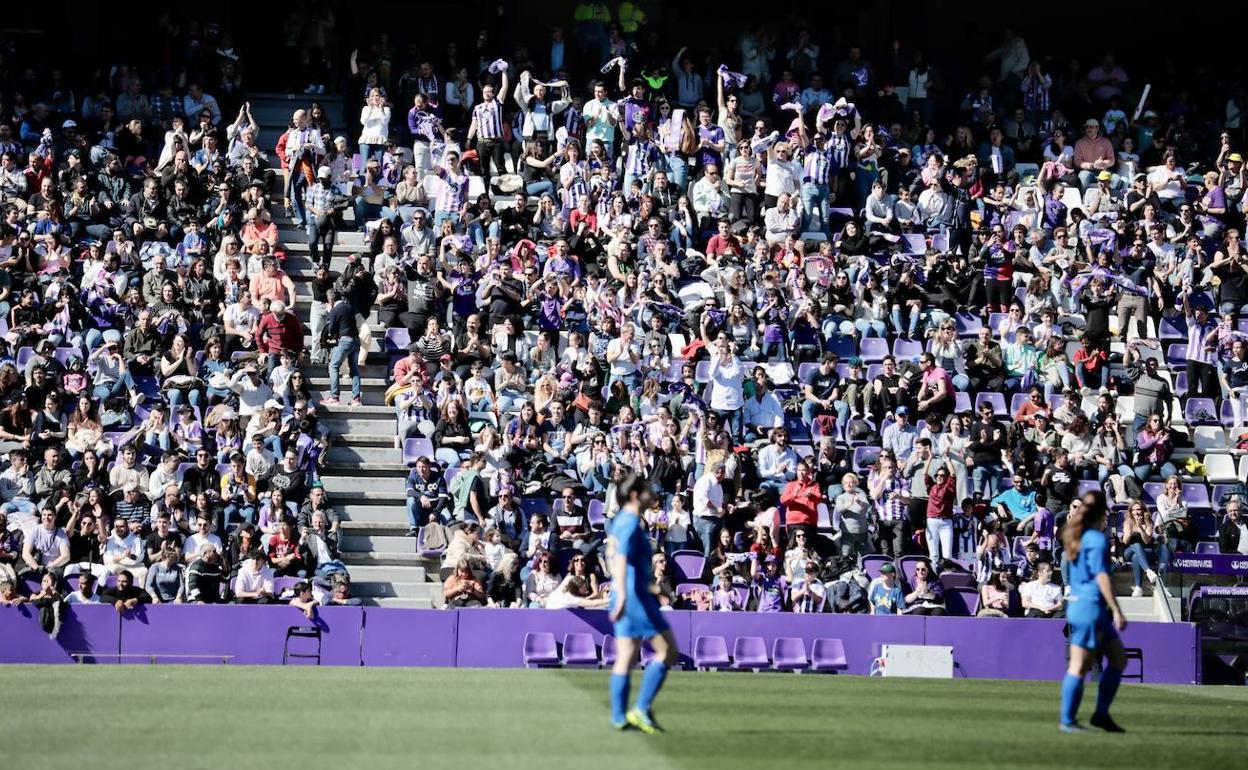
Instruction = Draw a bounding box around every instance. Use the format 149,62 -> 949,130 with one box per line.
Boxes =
1066,596 -> 1117,651
612,590 -> 670,640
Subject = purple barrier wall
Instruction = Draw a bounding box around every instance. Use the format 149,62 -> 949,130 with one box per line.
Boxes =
360,607 -> 457,667
689,612 -> 926,676
57,605 -> 123,664
119,605 -> 364,665
0,606 -> 75,663
1,606 -> 1203,684
454,608 -> 695,668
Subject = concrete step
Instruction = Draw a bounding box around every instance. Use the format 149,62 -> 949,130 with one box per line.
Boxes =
322,417 -> 397,435
309,376 -> 389,389
334,433 -> 397,448
337,506 -> 410,523
341,534 -> 422,554
353,580 -> 439,599
343,564 -> 426,583
341,551 -> 429,566
366,597 -> 436,609
324,462 -> 408,476
319,474 -> 407,496
276,230 -> 369,247
326,445 -> 401,465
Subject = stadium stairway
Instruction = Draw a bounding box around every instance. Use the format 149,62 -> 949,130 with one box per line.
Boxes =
253,90 -> 440,608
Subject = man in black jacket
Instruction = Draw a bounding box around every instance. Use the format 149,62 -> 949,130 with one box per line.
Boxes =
1218,499 -> 1247,554
320,287 -> 362,406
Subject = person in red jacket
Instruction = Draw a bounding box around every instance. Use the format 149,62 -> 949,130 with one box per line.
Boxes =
253,299 -> 305,373
780,460 -> 824,553
1072,333 -> 1109,391
923,455 -> 959,566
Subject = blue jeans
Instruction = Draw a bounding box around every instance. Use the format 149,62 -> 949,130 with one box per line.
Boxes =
92,372 -> 137,402
432,211 -> 461,233
714,408 -> 743,443
665,155 -> 688,192
406,495 -> 446,528
803,399 -> 849,429
224,503 -> 256,527
926,517 -> 954,564
801,182 -> 831,233
359,143 -> 384,164
1123,541 -> 1171,587
692,516 -> 720,558
1132,462 -> 1177,482
890,305 -> 920,337
290,173 -> 309,226
329,337 -> 362,399
972,462 -> 1006,498
526,180 -> 554,198
854,319 -> 887,338
166,387 -> 202,410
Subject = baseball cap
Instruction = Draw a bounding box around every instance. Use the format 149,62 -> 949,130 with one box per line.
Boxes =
880,564 -> 896,574
1083,118 -> 1099,128
895,406 -> 910,417
62,119 -> 78,129
317,166 -> 331,178
1230,153 -> 1245,163
263,399 -> 283,411
1096,170 -> 1112,181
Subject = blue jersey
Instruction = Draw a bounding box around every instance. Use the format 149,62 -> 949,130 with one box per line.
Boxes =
608,509 -> 654,597
607,508 -> 669,639
1067,529 -> 1110,606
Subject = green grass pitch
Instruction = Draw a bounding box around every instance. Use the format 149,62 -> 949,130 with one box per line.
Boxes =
3,667 -> 1245,769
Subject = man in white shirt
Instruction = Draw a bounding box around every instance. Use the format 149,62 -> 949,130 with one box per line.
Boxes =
182,514 -> 224,565
692,463 -> 726,557
234,550 -> 275,603
147,453 -> 184,500
582,81 -> 618,158
104,517 -> 148,584
1020,561 -> 1064,618
763,193 -> 800,245
743,368 -> 785,440
605,322 -> 639,386
764,141 -> 802,207
757,429 -> 801,491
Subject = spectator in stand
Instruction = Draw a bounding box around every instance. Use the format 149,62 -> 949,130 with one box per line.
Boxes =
1020,561 -> 1063,618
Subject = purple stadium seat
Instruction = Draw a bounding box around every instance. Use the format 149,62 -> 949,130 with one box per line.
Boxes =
1048,394 -> 1066,413
562,633 -> 599,666
1165,343 -> 1188,366
892,338 -> 922,360
522,632 -> 560,667
1183,484 -> 1212,511
1193,511 -> 1218,539
903,233 -> 926,254
1173,371 -> 1188,397
939,572 -> 975,591
694,635 -> 731,670
18,574 -> 41,596
954,391 -> 972,413
1158,317 -> 1186,342
1185,398 -> 1219,426
931,233 -> 949,252
271,577 -> 302,600
1077,480 -> 1102,499
797,362 -> 819,385
955,312 -> 982,338
861,554 -> 892,581
403,438 -> 434,467
1009,393 -> 1028,416
601,635 -> 617,667
1142,482 -> 1162,506
865,363 -> 883,382
945,587 -> 980,616
859,337 -> 889,363
732,636 -> 770,670
810,638 -> 849,672
731,585 -> 749,609
853,446 -> 881,471
671,550 -> 707,583
827,336 -> 856,359
587,499 -> 606,529
1219,399 -> 1238,428
639,642 -> 657,665
975,392 -> 1008,417
1213,484 -> 1244,506
772,637 -> 809,671
416,526 -> 445,559
1195,541 -> 1219,554
384,327 -> 411,353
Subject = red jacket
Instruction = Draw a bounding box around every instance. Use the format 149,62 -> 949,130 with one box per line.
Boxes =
254,312 -> 305,355
780,478 -> 823,528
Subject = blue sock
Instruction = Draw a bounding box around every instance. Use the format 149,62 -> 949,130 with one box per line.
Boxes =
1094,666 -> 1122,718
1061,673 -> 1085,725
634,662 -> 669,715
610,673 -> 630,725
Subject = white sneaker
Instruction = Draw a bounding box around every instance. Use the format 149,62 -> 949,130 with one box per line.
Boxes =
303,84 -> 318,94
1130,586 -> 1143,597
1145,569 -> 1158,584
316,84 -> 326,94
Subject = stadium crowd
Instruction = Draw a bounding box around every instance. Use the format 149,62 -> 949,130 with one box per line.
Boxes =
1,9 -> 1248,622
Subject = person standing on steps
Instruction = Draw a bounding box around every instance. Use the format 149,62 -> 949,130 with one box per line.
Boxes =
285,109 -> 324,228
304,166 -> 337,268
319,287 -> 362,407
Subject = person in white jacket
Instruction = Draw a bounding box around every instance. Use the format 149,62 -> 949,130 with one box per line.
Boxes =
358,87 -> 391,164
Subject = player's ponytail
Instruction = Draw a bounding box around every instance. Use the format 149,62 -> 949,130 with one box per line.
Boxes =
1062,507 -> 1087,562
